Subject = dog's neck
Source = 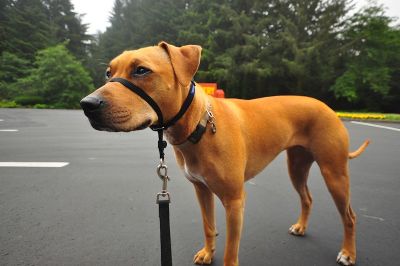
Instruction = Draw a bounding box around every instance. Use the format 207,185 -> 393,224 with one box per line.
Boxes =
164,83 -> 208,145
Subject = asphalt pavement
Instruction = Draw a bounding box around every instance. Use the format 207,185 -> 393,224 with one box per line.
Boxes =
0,108 -> 399,266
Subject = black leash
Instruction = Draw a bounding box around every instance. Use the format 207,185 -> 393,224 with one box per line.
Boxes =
156,131 -> 172,266
108,77 -> 197,266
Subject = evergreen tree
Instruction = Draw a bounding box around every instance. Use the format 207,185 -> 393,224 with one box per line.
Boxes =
92,0 -> 188,87
331,5 -> 400,111
1,0 -> 53,60
257,0 -> 350,101
0,51 -> 30,99
176,0 -> 350,99
44,0 -> 91,59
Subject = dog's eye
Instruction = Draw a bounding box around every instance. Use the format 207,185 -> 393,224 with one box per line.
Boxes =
132,66 -> 151,77
105,69 -> 111,79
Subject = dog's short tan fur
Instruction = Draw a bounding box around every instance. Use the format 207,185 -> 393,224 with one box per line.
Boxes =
82,42 -> 369,266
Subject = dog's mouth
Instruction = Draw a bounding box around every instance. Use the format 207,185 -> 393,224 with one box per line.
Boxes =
83,104 -> 154,132
88,119 -> 117,132
135,119 -> 152,130
88,117 -> 152,132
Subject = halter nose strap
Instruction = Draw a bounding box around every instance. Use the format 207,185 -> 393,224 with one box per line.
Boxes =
108,77 -> 196,131
109,77 -> 165,126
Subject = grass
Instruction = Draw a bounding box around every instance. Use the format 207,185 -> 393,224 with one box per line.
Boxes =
336,112 -> 400,121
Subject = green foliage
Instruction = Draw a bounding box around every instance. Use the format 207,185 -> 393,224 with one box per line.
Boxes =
0,0 -> 91,60
0,100 -> 18,108
0,0 -> 94,108
33,103 -> 51,109
12,44 -> 93,108
14,95 -> 45,105
1,0 -> 52,61
331,5 -> 400,111
0,51 -> 30,99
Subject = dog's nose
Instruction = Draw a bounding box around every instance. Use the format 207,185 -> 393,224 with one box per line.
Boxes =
80,96 -> 104,112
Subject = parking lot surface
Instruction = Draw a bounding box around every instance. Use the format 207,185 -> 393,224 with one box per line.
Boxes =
1,108 -> 399,265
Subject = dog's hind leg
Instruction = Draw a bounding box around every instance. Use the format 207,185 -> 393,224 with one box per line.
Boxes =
287,146 -> 315,236
318,160 -> 356,266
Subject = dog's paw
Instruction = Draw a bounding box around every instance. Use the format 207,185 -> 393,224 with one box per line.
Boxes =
336,251 -> 355,266
289,223 -> 306,236
193,247 -> 214,265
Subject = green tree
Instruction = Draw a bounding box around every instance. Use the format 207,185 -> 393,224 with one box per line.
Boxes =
44,0 -> 91,59
0,0 -> 90,60
0,0 -> 53,60
12,44 -> 93,108
0,0 -> 93,105
331,5 -> 400,111
0,51 -> 30,99
256,0 -> 350,100
90,0 -> 188,87
178,0 -> 272,98
98,0 -> 186,56
176,0 -> 349,100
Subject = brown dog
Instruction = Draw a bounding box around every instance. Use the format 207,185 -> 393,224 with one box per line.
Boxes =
80,42 -> 369,266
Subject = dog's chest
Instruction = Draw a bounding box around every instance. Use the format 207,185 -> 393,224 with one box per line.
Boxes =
183,163 -> 207,186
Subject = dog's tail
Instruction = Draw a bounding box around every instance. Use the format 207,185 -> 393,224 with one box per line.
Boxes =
349,139 -> 370,159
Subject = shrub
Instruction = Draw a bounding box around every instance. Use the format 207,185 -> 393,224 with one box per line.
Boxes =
0,101 -> 18,108
12,44 -> 94,109
14,95 -> 44,106
33,103 -> 51,109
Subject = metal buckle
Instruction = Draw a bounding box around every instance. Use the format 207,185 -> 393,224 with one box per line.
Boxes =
156,191 -> 171,203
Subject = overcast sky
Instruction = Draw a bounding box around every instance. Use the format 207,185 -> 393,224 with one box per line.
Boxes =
71,0 -> 400,35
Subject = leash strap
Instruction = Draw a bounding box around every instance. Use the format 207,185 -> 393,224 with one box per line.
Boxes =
156,156 -> 172,266
158,198 -> 172,266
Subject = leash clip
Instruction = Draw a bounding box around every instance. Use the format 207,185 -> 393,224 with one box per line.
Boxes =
157,159 -> 171,203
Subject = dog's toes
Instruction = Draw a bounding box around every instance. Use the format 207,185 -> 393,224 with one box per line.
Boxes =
336,251 -> 355,266
193,247 -> 214,265
289,224 -> 306,236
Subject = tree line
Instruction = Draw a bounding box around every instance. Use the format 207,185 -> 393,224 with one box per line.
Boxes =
1,0 -> 399,112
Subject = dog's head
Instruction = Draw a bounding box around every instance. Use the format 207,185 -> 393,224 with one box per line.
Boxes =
80,42 -> 201,132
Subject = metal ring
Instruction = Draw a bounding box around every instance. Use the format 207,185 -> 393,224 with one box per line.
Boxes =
157,164 -> 168,179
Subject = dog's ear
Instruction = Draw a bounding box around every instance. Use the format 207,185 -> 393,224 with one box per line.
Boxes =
159,41 -> 202,87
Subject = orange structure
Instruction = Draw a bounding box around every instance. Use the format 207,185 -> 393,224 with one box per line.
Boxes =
213,89 -> 225,98
198,83 -> 225,98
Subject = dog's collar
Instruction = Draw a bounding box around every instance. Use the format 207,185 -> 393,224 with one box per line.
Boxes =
108,77 -> 196,131
179,103 -> 216,145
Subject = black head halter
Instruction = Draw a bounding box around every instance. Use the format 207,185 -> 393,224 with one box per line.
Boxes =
108,77 -> 196,159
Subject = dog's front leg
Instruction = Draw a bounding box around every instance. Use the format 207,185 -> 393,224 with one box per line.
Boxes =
222,191 -> 246,266
193,183 -> 217,265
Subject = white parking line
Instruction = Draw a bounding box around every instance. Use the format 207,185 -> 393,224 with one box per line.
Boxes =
0,119 -> 4,121
0,129 -> 18,132
0,162 -> 69,167
351,121 -> 400,132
